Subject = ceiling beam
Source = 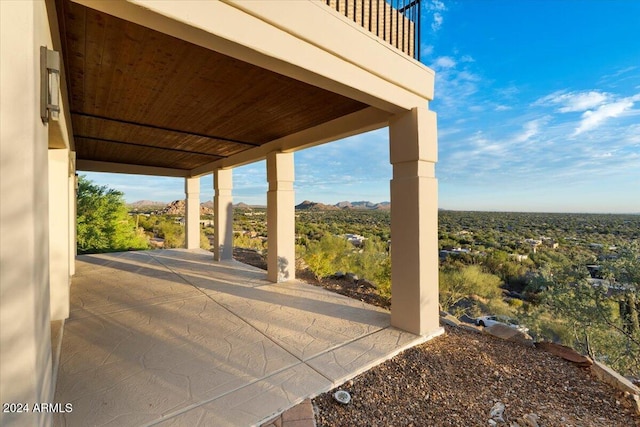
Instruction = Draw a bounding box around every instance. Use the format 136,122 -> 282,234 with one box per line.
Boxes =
190,106 -> 391,176
76,160 -> 190,177
75,135 -> 226,158
72,112 -> 261,147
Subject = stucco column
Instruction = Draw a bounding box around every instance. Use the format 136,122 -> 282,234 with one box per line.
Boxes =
266,152 -> 295,282
389,107 -> 439,336
185,177 -> 200,249
214,168 -> 233,260
48,148 -> 71,321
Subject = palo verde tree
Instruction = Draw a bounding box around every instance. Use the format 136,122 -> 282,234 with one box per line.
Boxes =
77,176 -> 149,254
532,247 -> 640,376
438,263 -> 504,315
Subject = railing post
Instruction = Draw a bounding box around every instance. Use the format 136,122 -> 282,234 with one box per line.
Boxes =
326,0 -> 421,60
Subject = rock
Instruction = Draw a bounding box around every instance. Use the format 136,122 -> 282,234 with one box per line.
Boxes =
625,376 -> 640,387
358,280 -> 376,289
590,361 -> 640,395
334,271 -> 345,278
484,323 -> 534,347
535,342 -> 593,367
489,402 -> 505,423
459,323 -> 483,334
440,313 -> 461,327
488,419 -> 497,426
520,413 -> 539,427
345,273 -> 359,282
628,393 -> 640,415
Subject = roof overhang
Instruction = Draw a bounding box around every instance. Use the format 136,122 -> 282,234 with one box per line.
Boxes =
56,0 -> 434,176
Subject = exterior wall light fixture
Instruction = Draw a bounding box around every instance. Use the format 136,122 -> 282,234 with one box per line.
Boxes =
40,46 -> 60,123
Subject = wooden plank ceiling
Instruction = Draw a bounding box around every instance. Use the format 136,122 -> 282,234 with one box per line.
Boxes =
56,0 -> 368,171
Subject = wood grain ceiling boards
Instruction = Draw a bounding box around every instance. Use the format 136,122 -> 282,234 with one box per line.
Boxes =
56,0 -> 368,171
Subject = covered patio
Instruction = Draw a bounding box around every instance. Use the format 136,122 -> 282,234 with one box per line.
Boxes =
1,1 -> 440,425
53,249 -> 435,426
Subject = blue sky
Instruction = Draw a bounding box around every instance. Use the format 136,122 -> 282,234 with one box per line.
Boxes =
85,0 -> 640,213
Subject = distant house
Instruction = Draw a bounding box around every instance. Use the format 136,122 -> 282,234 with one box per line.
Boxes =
344,233 -> 367,247
510,254 -> 529,262
542,237 -> 559,249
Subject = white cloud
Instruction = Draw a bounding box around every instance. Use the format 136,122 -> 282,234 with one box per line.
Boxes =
513,119 -> 543,144
433,56 -> 456,69
429,0 -> 447,11
427,1 -> 447,32
573,99 -> 634,136
457,71 -> 480,81
536,90 -> 609,112
421,44 -> 434,58
432,13 -> 443,32
495,105 -> 511,111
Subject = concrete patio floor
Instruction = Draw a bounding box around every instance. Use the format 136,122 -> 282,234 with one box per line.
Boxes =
53,249 -> 441,426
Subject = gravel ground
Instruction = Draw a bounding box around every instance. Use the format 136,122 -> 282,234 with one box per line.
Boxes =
232,249 -> 639,426
313,326 -> 640,427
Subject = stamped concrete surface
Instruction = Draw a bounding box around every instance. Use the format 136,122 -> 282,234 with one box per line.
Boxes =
54,249 -> 430,426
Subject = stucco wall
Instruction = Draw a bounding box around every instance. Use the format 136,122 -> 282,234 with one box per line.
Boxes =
0,1 -> 54,425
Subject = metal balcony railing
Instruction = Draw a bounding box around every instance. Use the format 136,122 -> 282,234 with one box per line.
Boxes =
326,0 -> 421,60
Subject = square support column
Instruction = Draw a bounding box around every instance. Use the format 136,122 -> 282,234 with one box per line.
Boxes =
266,152 -> 295,282
214,168 -> 233,261
48,148 -> 71,321
389,107 -> 439,335
185,177 -> 200,249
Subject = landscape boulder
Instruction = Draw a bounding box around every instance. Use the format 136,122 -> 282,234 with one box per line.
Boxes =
590,360 -> 640,395
459,323 -> 483,334
439,313 -> 461,328
535,342 -> 593,367
345,273 -> 359,282
484,323 -> 534,347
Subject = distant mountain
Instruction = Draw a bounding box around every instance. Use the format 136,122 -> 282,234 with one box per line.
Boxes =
349,201 -> 390,210
372,202 -> 391,210
296,200 -> 390,211
131,199 -> 389,214
128,200 -> 166,208
156,200 -> 214,216
336,201 -> 353,209
295,200 -> 339,211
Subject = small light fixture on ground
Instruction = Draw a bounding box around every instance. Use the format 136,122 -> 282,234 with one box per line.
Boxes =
333,390 -> 351,404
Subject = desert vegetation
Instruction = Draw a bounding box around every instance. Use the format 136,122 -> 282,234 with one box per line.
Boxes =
235,207 -> 639,376
80,182 -> 639,376
76,176 -> 149,253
